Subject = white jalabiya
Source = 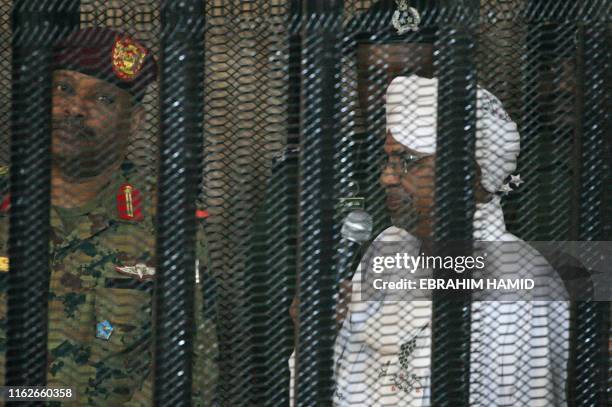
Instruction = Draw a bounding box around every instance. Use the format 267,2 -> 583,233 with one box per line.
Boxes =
331,196 -> 569,406
290,77 -> 569,406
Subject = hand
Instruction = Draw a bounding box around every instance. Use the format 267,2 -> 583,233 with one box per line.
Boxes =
335,279 -> 353,330
289,295 -> 299,330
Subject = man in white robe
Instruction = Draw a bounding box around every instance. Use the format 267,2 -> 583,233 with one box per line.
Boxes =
331,74 -> 570,406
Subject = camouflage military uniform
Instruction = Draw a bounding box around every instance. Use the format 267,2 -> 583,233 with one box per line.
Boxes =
0,163 -> 218,406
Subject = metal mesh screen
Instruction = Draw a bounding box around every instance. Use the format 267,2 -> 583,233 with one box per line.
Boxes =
0,0 -> 609,406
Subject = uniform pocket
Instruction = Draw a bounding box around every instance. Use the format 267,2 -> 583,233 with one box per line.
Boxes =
89,284 -> 153,403
93,284 -> 152,355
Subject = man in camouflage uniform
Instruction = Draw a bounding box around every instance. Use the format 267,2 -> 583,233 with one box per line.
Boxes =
0,28 -> 217,405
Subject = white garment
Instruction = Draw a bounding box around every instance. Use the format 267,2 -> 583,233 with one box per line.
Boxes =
331,197 -> 570,406
289,78 -> 567,407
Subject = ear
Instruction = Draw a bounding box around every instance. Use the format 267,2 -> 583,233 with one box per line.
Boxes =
130,104 -> 145,137
473,162 -> 493,203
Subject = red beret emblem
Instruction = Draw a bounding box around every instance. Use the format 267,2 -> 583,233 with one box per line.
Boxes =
116,184 -> 144,221
111,36 -> 148,81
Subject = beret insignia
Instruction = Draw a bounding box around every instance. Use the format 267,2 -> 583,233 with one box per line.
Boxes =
111,35 -> 148,81
116,183 -> 144,221
392,0 -> 421,35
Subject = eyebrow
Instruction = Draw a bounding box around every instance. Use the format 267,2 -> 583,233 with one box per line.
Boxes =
93,81 -> 120,96
53,73 -> 73,83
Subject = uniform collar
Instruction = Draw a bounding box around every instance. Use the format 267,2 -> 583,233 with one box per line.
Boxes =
51,162 -> 138,236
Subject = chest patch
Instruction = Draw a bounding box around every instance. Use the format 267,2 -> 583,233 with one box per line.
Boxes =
115,263 -> 155,280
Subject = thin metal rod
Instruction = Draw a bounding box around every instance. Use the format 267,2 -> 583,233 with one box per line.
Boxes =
573,21 -> 609,407
431,15 -> 477,407
296,1 -> 343,404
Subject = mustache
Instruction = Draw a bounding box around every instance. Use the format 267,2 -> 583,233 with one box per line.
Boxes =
386,188 -> 412,201
52,118 -> 96,140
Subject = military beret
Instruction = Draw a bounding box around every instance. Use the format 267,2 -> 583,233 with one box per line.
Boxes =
354,0 -> 441,45
54,27 -> 157,102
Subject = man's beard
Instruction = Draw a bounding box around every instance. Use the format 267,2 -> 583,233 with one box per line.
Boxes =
52,119 -> 121,181
386,188 -> 418,232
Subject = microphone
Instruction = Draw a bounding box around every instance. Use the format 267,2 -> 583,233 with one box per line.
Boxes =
335,209 -> 373,329
338,209 -> 373,281
341,209 -> 373,244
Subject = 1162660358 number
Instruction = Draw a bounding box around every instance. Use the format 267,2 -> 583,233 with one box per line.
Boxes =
1,387 -> 76,401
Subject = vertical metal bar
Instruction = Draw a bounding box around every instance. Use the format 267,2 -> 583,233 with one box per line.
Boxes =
244,2 -> 303,405
430,2 -> 477,406
518,20 -> 556,241
288,0 -> 302,147
264,0 -> 302,404
297,0 -> 343,404
155,1 -> 204,405
7,0 -> 79,389
573,20 -> 609,407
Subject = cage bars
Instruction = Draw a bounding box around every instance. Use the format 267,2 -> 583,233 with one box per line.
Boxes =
154,1 -> 205,404
430,5 -> 478,406
296,1 -> 344,405
7,0 -> 79,391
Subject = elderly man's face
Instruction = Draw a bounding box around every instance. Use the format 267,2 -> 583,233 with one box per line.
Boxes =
380,131 -> 435,238
52,69 -> 140,180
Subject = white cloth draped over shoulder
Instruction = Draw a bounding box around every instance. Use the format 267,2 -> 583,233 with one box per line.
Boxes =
289,76 -> 569,406
331,196 -> 570,406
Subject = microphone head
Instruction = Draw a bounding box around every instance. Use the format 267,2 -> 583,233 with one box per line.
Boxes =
341,209 -> 373,244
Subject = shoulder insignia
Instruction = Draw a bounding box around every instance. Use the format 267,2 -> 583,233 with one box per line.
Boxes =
0,256 -> 8,272
116,183 -> 144,221
111,35 -> 148,81
196,209 -> 209,219
115,263 -> 155,280
0,194 -> 10,214
0,166 -> 8,176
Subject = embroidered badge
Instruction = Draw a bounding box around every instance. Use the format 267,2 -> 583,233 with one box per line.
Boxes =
377,360 -> 391,379
115,263 -> 156,281
96,320 -> 114,340
116,184 -> 144,221
391,372 -> 424,394
0,256 -> 8,272
392,0 -> 421,35
376,323 -> 429,394
399,323 -> 428,370
111,36 -> 148,81
399,337 -> 417,371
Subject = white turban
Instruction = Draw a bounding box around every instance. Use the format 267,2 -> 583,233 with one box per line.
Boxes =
385,75 -> 520,193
